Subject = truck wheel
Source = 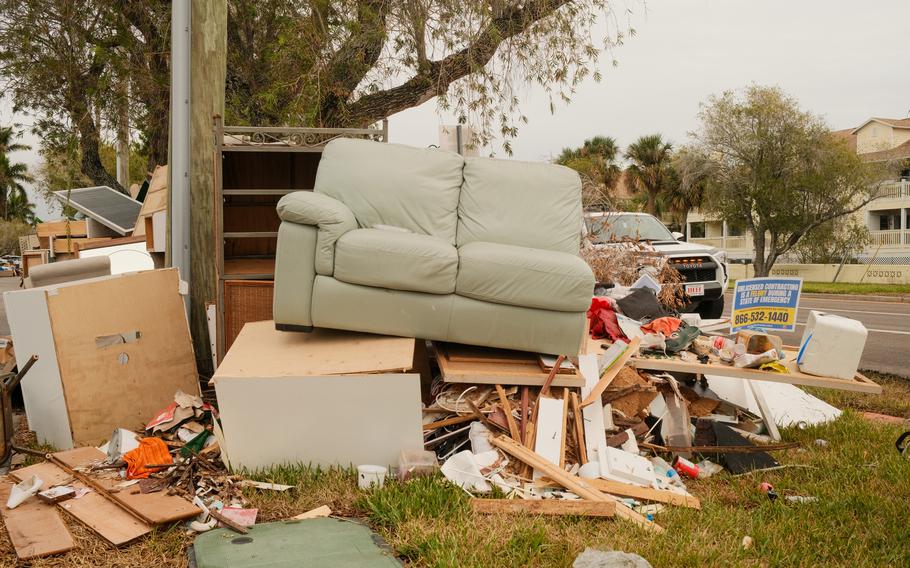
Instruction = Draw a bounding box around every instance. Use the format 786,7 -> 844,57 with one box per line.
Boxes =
696,297 -> 725,319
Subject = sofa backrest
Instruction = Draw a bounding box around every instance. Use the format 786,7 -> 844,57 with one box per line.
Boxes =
457,157 -> 583,254
314,138 -> 464,243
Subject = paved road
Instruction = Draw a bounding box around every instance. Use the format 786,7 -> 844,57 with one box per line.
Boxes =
722,292 -> 910,377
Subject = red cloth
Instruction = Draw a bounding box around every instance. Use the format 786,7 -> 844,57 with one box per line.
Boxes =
640,317 -> 683,336
587,297 -> 628,341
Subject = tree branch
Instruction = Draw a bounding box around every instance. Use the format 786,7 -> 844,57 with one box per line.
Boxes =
327,0 -> 571,127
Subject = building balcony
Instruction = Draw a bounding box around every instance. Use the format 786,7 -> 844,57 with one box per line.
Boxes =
870,180 -> 910,202
690,235 -> 753,251
869,229 -> 910,247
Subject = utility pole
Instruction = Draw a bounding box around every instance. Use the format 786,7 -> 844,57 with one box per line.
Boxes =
169,0 -> 227,375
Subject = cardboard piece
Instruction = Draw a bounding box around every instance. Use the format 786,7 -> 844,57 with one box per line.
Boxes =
213,323 -> 423,470
3,269 -> 201,448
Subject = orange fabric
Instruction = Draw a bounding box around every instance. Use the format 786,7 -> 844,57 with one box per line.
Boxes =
123,437 -> 173,479
640,317 -> 682,336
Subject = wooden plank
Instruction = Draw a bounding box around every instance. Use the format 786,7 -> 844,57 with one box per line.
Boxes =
436,346 -> 583,388
581,337 -> 641,407
422,412 -> 481,431
471,498 -> 615,517
51,237 -> 112,254
443,343 -> 529,365
11,463 -> 151,546
45,269 -> 200,445
37,219 -> 87,238
570,392 -> 587,466
496,384 -> 521,442
223,257 -> 276,277
535,477 -> 701,509
559,389 -> 570,468
628,348 -> 882,394
213,320 -> 415,383
51,447 -> 200,526
491,436 -> 663,533
0,481 -> 74,559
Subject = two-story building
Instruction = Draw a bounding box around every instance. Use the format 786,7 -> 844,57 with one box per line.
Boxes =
685,116 -> 910,262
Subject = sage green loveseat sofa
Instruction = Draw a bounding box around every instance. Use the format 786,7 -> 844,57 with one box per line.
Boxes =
272,138 -> 594,355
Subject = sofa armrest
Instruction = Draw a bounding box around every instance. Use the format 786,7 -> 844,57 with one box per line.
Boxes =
277,191 -> 357,275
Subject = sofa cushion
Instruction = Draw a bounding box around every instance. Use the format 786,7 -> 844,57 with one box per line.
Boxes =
457,157 -> 583,254
276,191 -> 357,276
456,241 -> 594,312
315,138 -> 464,243
334,228 -> 458,294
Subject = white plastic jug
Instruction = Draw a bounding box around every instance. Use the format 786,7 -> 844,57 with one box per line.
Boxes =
797,311 -> 867,380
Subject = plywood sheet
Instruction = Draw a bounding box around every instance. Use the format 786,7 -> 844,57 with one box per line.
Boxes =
12,461 -> 152,546
628,349 -> 881,394
435,343 -> 584,388
52,447 -> 199,526
0,481 -> 74,559
45,269 -> 200,446
213,320 -> 415,381
216,373 -> 423,470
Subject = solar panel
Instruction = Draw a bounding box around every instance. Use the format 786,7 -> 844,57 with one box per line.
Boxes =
53,186 -> 142,235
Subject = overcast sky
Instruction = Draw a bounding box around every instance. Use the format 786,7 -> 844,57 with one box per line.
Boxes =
7,0 -> 910,219
390,0 -> 910,160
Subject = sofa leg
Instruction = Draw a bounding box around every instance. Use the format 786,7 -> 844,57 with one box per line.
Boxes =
275,323 -> 315,333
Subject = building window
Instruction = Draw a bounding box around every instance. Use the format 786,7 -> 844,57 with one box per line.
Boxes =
689,222 -> 706,239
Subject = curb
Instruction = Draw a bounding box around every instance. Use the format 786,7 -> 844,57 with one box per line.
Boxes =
799,292 -> 910,304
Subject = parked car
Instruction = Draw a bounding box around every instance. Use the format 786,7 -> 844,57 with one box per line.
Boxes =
583,211 -> 729,318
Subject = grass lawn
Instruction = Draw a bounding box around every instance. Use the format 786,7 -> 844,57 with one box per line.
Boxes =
4,375 -> 909,568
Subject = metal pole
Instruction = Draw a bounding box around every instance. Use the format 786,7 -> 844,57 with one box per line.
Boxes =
169,0 -> 191,303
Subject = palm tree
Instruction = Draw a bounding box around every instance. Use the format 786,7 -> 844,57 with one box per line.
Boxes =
6,189 -> 37,225
556,136 -> 623,208
661,146 -> 712,230
625,134 -> 673,216
0,127 -> 34,221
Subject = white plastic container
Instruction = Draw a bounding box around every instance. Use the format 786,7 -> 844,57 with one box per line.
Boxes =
357,465 -> 388,489
797,311 -> 868,380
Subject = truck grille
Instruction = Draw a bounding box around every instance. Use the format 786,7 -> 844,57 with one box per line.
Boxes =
677,267 -> 715,283
669,256 -> 717,283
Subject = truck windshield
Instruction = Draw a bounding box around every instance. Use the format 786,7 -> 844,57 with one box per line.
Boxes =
585,214 -> 675,243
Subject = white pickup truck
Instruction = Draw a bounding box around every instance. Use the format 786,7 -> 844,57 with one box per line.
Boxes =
584,211 -> 729,318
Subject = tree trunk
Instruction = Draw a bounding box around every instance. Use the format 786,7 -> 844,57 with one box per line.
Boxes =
188,0 -> 227,377
646,191 -> 657,216
72,100 -> 127,194
752,228 -> 768,276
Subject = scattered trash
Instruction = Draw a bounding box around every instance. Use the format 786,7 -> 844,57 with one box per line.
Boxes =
814,439 -> 829,448
356,465 -> 388,490
37,486 -> 76,504
572,548 -> 653,568
742,535 -> 754,550
6,475 -> 43,509
695,460 -> 723,479
784,495 -> 818,504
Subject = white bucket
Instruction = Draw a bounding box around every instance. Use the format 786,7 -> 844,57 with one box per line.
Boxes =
357,465 -> 388,489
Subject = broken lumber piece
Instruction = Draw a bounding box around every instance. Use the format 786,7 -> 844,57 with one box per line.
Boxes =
581,337 -> 641,407
290,505 -> 332,520
495,384 -> 522,442
570,391 -> 587,465
490,436 -> 663,532
535,477 -> 701,510
471,498 -> 615,517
